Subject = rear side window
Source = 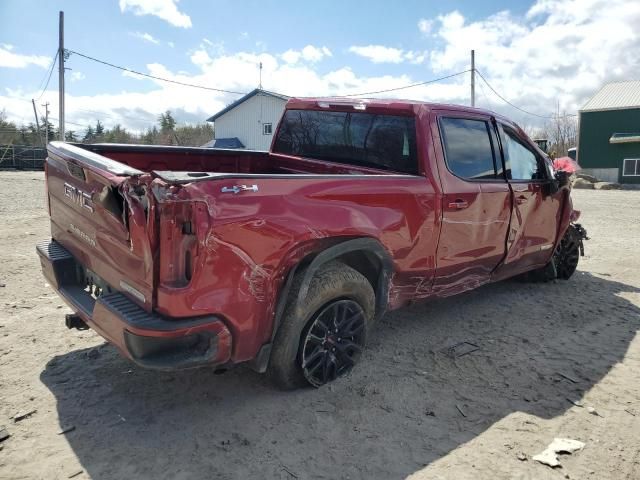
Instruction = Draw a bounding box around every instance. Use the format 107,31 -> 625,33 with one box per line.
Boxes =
273,109 -> 418,174
502,128 -> 546,181
439,117 -> 499,180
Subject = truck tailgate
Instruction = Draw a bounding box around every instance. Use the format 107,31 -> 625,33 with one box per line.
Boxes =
45,142 -> 156,310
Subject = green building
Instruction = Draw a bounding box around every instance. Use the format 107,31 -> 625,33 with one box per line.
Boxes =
578,80 -> 640,184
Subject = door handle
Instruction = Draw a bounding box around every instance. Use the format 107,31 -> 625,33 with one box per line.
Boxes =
448,199 -> 469,209
515,195 -> 528,205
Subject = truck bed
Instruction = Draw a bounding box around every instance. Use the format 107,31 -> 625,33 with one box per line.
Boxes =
80,143 -> 401,179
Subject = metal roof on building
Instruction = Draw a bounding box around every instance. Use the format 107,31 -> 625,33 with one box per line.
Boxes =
206,89 -> 290,122
581,80 -> 640,112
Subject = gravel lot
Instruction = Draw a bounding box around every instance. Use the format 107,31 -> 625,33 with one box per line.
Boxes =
0,171 -> 639,480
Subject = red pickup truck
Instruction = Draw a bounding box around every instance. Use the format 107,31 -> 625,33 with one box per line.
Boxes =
37,98 -> 587,389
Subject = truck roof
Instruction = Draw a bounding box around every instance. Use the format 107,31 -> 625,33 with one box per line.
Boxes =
286,96 -> 501,117
285,96 -> 521,135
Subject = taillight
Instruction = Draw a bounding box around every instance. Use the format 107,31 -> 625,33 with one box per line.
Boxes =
158,204 -> 197,287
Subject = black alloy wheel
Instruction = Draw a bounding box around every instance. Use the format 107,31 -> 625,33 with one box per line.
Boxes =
300,299 -> 366,387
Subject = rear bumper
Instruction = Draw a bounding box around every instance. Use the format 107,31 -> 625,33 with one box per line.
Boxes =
37,239 -> 232,370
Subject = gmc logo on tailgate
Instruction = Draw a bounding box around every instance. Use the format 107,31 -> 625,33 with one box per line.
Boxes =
63,182 -> 94,212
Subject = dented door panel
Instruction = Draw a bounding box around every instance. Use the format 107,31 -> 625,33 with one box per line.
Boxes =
430,110 -> 512,296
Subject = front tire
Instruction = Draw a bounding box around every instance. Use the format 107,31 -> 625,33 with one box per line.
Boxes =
268,262 -> 375,390
554,225 -> 583,279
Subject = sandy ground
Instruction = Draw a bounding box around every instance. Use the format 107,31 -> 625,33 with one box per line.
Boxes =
0,171 -> 638,480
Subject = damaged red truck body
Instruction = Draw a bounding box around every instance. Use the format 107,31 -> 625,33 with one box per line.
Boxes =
37,98 -> 587,388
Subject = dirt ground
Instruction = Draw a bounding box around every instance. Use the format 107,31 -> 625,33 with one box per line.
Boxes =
0,171 -> 638,480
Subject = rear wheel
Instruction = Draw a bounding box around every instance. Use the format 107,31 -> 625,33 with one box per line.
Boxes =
268,262 -> 375,389
301,299 -> 366,387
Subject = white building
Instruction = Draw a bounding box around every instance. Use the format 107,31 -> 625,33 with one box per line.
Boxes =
206,89 -> 289,151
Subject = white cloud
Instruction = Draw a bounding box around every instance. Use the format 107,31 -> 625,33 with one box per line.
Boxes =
280,45 -> 331,64
122,70 -> 146,80
0,46 -> 465,133
190,49 -> 212,67
1,43 -> 15,51
418,18 -> 433,34
119,0 -> 192,28
131,31 -> 160,44
428,0 -> 640,116
168,41 -> 175,48
70,72 -> 86,82
281,49 -> 301,65
301,45 -> 332,62
2,0 -> 639,132
349,45 -> 426,64
0,46 -> 50,69
349,45 -> 404,63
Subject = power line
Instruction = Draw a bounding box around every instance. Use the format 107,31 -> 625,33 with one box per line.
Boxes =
50,117 -> 85,127
67,48 -> 471,99
36,51 -> 59,101
475,69 -> 551,119
73,107 -> 155,125
341,70 -> 471,97
67,49 -> 248,95
475,69 -> 577,119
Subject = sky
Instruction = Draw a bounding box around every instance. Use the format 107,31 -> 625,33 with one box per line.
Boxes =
1,0 -> 639,135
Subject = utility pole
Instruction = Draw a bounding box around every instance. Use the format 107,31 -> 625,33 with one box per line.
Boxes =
58,11 -> 65,140
41,102 -> 50,145
31,99 -> 43,146
470,50 -> 475,108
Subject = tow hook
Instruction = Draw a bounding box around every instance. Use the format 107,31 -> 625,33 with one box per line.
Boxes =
65,313 -> 89,331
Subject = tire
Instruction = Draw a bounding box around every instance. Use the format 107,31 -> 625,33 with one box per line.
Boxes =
524,225 -> 583,282
554,225 -> 582,280
268,261 -> 375,390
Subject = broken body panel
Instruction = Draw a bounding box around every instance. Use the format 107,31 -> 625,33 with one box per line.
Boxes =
38,99 -> 577,371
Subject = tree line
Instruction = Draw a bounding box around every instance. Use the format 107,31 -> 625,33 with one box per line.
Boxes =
520,114 -> 578,158
0,110 -> 214,147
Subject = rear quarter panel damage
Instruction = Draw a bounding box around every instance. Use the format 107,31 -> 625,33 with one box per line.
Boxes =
152,175 -> 439,362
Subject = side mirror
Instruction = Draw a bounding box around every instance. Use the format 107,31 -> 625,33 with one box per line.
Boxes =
555,170 -> 571,188
546,170 -> 570,195
547,170 -> 571,195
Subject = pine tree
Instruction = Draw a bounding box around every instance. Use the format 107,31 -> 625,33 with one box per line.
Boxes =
159,111 -> 176,131
83,125 -> 95,143
94,120 -> 105,141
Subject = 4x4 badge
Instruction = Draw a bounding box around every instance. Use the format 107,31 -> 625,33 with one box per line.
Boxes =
221,185 -> 259,194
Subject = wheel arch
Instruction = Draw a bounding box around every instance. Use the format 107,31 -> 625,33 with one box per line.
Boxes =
296,238 -> 393,321
249,237 -> 393,373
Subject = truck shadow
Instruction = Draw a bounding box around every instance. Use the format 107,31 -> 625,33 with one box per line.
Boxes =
40,271 -> 640,479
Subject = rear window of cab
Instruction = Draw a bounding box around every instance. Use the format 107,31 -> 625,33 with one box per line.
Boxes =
273,109 -> 418,175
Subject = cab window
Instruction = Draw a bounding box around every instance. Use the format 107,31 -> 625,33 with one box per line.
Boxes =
502,128 -> 547,181
273,109 -> 418,174
439,117 -> 500,180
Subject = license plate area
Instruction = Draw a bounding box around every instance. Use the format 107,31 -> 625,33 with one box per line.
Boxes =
80,266 -> 116,299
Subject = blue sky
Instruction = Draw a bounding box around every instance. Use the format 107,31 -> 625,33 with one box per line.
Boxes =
1,0 -> 639,132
